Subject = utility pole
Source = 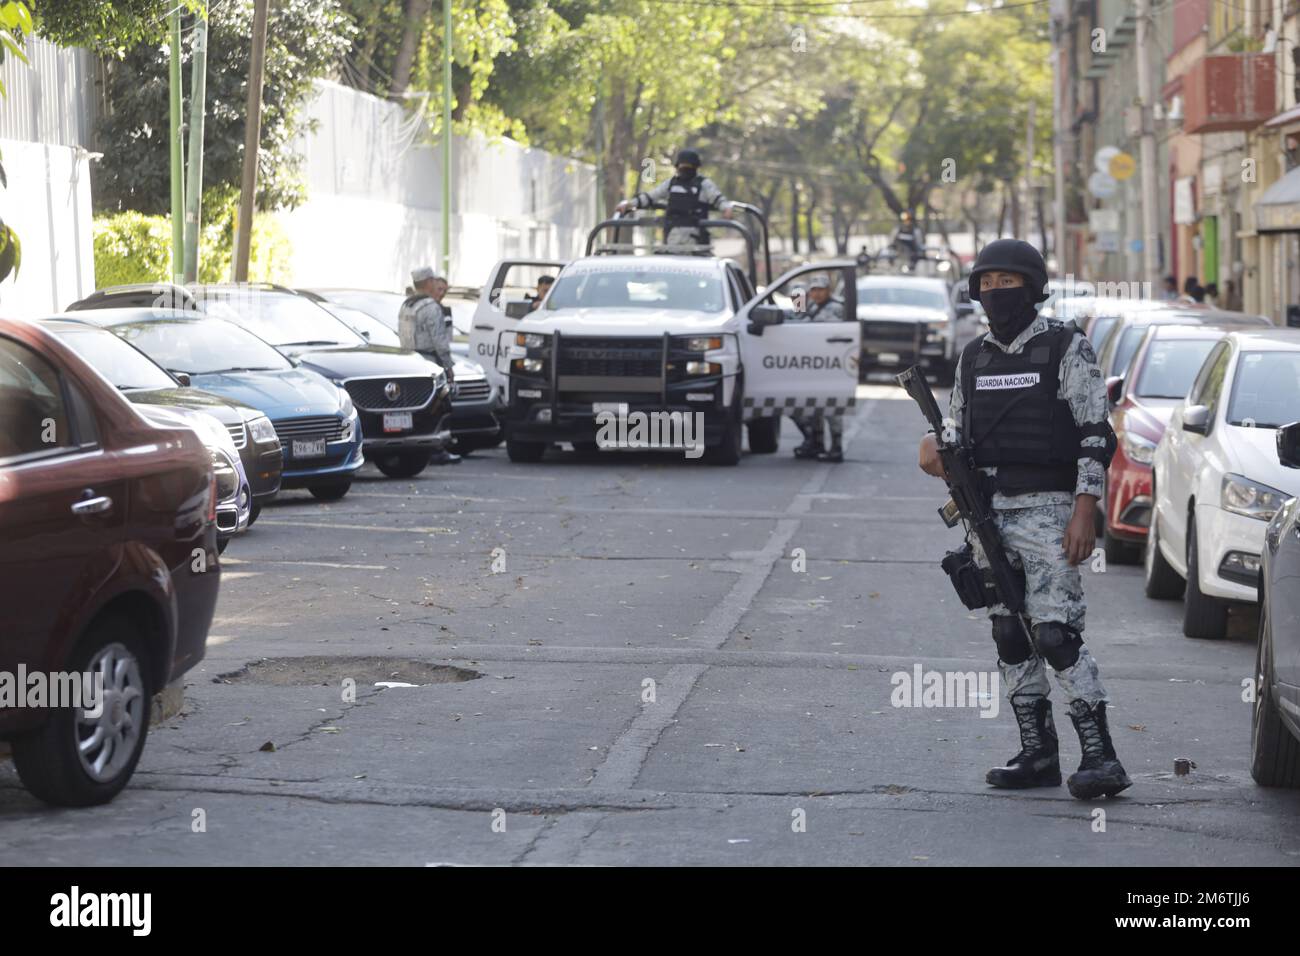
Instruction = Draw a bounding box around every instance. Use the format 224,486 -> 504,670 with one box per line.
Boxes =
168,7 -> 185,281
1136,0 -> 1161,289
1024,100 -> 1036,240
441,0 -> 452,279
183,13 -> 209,284
1051,12 -> 1067,275
234,0 -> 270,282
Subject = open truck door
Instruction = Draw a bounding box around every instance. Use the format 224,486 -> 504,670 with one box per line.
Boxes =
469,259 -> 567,393
737,261 -> 860,423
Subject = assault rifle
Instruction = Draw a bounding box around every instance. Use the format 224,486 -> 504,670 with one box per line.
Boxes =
894,365 -> 1028,617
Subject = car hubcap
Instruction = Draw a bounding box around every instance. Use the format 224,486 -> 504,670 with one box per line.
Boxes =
76,642 -> 145,783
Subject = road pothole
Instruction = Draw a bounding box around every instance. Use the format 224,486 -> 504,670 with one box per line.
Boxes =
215,656 -> 481,686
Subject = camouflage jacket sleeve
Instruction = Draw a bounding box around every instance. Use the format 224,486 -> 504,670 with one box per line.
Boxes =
1059,331 -> 1107,499
699,178 -> 733,212
428,301 -> 453,370
632,180 -> 672,207
947,348 -> 965,442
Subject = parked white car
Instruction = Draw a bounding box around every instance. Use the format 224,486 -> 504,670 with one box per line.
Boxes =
1146,328 -> 1300,638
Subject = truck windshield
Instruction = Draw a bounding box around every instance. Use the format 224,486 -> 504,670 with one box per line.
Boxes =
545,269 -> 725,312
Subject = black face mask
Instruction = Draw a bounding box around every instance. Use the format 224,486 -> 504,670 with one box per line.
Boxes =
980,286 -> 1037,344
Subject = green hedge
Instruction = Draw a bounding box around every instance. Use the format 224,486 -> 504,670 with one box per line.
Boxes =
93,204 -> 293,288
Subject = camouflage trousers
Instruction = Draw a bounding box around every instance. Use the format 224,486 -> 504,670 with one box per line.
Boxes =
792,409 -> 843,442
970,501 -> 1109,707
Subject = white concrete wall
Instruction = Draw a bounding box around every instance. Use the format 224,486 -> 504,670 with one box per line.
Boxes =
275,81 -> 597,291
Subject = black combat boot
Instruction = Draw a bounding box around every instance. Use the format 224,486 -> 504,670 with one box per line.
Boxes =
793,435 -> 823,459
986,696 -> 1061,789
817,441 -> 843,463
1065,699 -> 1132,798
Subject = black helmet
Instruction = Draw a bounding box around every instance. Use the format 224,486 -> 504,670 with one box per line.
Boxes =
675,148 -> 702,168
967,239 -> 1049,304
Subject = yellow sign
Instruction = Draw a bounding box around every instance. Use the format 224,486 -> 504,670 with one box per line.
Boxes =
1109,152 -> 1137,181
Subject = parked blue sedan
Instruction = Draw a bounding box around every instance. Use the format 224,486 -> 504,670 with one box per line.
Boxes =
69,308 -> 365,502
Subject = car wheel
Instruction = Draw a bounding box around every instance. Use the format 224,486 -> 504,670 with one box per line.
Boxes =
1182,516 -> 1229,639
308,480 -> 352,501
1251,601 -> 1300,787
1143,504 -> 1184,600
1102,523 -> 1140,565
374,450 -> 431,479
705,404 -> 742,466
746,414 -> 781,454
506,438 -> 546,463
11,616 -> 154,807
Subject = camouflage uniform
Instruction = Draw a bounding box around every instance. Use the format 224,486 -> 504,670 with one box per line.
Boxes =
793,297 -> 848,444
626,176 -> 733,248
399,294 -> 453,373
949,314 -> 1109,707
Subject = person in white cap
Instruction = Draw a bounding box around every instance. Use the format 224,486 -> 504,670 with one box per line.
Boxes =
399,266 -> 460,464
791,275 -> 846,462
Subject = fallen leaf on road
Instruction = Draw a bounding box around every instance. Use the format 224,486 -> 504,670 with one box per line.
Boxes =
259,741 -> 276,752
1128,724 -> 1146,732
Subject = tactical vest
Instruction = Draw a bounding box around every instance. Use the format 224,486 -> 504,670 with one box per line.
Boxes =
960,325 -> 1083,495
665,175 -> 711,232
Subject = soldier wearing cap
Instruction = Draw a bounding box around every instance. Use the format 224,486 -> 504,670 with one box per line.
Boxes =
400,267 -> 460,464
792,275 -> 847,462
616,148 -> 734,250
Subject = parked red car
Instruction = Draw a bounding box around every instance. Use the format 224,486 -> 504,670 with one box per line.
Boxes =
0,317 -> 221,806
1102,324 -> 1231,562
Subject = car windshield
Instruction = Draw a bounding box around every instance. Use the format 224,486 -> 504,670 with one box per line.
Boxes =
1110,324 -> 1149,377
323,304 -> 402,347
1133,339 -> 1218,399
857,284 -> 947,310
1089,316 -> 1118,345
112,319 -> 293,375
1227,350 -> 1300,428
545,269 -> 725,312
53,326 -> 176,390
199,291 -> 364,347
319,290 -> 407,331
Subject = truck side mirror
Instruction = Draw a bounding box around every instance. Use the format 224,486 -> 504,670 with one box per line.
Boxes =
1278,421 -> 1300,468
505,300 -> 533,319
747,304 -> 785,335
1182,404 -> 1211,435
173,372 -> 191,387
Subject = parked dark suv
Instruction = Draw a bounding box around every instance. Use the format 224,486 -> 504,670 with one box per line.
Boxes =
0,317 -> 221,806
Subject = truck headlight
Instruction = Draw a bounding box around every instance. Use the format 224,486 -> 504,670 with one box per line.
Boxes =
925,321 -> 948,344
1222,473 -> 1289,521
516,332 -> 549,348
685,361 -> 721,376
681,336 -> 723,352
1119,430 -> 1156,466
247,415 -> 278,444
517,358 -> 544,373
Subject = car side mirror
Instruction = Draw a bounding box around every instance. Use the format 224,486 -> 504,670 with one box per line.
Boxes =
360,330 -> 371,341
1278,421 -> 1300,468
747,304 -> 785,335
173,372 -> 191,387
505,300 -> 533,319
1106,376 -> 1124,406
1182,404 -> 1211,435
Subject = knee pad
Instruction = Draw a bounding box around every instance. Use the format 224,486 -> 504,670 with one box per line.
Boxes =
992,615 -> 1033,664
1033,622 -> 1082,670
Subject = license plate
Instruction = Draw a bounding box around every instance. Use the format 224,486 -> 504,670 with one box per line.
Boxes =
592,402 -> 628,416
383,411 -> 413,433
877,351 -> 901,364
292,438 -> 326,459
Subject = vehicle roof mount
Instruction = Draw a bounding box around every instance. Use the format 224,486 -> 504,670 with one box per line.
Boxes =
586,204 -> 771,288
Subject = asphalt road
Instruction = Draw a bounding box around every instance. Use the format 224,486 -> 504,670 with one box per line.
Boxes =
3,384 -> 1299,866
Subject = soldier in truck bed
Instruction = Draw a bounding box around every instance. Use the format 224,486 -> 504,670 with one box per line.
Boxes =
916,238 -> 1131,801
616,148 -> 734,250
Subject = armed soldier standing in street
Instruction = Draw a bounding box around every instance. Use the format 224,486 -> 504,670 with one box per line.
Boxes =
793,275 -> 847,463
616,148 -> 734,251
399,266 -> 460,464
916,239 -> 1131,800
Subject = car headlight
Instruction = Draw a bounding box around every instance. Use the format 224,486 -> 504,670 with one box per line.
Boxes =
340,412 -> 357,443
247,415 -> 278,444
432,367 -> 448,391
1221,473 -> 1290,521
685,360 -> 721,376
681,336 -> 723,352
518,358 -> 544,373
1120,430 -> 1156,466
516,332 -> 549,348
210,449 -> 239,502
337,387 -> 354,419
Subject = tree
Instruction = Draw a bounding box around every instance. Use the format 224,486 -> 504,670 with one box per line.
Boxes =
0,0 -> 32,282
93,0 -> 355,215
32,0 -> 177,54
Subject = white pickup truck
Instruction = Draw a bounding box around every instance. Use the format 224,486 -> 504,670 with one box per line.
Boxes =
469,220 -> 860,465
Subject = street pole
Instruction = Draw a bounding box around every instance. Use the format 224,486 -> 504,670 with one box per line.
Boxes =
1024,100 -> 1036,241
1051,14 -> 1067,275
183,13 -> 209,284
234,0 -> 270,282
1136,0 -> 1161,289
168,7 -> 185,281
441,0 -> 452,279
